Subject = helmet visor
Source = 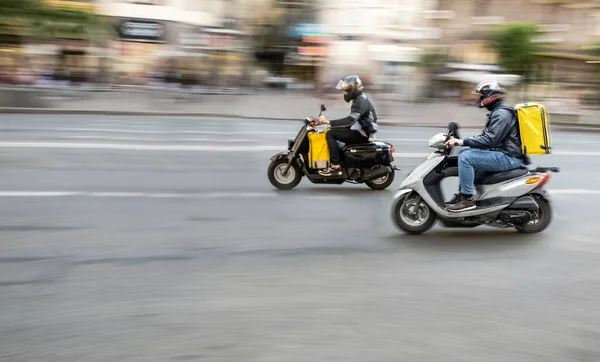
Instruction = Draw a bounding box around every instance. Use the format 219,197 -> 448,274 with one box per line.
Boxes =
335,80 -> 352,92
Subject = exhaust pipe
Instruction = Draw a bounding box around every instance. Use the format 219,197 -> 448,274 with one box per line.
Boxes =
363,166 -> 392,182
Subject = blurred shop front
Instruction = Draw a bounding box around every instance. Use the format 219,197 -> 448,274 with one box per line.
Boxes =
285,24 -> 331,86
115,19 -> 172,85
368,42 -> 421,101
178,24 -> 246,87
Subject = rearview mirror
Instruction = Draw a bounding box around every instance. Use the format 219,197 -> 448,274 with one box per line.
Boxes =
320,104 -> 327,112
448,121 -> 458,132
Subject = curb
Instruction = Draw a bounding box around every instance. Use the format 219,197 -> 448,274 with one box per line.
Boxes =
1,107 -> 599,132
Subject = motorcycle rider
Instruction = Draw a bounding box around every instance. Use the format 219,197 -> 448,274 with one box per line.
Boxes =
444,81 -> 524,212
316,75 -> 378,177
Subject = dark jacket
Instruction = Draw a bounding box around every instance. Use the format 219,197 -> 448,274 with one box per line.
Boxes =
330,93 -> 378,136
463,101 -> 523,159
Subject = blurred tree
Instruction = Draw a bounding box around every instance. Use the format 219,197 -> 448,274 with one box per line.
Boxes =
488,23 -> 539,80
0,0 -> 111,45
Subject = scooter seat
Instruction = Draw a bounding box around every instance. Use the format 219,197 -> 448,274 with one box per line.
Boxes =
476,167 -> 529,185
340,142 -> 375,151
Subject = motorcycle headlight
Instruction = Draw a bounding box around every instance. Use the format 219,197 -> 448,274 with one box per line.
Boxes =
429,133 -> 447,149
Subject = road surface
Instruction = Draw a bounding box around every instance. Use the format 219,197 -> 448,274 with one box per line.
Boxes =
1,115 -> 599,362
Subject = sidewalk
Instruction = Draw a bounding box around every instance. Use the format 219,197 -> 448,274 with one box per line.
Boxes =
1,89 -> 598,130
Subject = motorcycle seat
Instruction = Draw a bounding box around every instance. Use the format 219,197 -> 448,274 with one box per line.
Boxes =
336,141 -> 375,150
476,167 -> 529,185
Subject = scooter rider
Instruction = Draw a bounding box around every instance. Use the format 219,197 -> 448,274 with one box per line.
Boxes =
444,80 -> 524,212
316,75 -> 378,177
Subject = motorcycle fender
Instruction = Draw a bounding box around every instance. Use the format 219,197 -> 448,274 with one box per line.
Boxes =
529,188 -> 552,202
270,152 -> 290,162
393,188 -> 413,200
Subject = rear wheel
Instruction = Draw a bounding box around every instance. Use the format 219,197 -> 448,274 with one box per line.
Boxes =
366,166 -> 395,190
392,192 -> 437,234
268,159 -> 302,190
515,196 -> 552,233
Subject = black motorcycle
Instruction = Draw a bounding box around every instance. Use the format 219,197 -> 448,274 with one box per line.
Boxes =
267,104 -> 399,190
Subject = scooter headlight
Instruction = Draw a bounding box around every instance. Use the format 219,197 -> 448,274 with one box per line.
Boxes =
429,133 -> 447,149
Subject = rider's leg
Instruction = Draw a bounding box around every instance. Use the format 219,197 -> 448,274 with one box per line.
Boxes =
447,147 -> 475,203
448,149 -> 522,211
320,129 -> 368,176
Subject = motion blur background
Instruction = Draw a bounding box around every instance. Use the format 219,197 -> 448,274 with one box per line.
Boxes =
0,0 -> 599,115
2,1 -> 600,361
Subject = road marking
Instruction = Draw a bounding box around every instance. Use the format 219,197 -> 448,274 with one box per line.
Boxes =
0,191 -> 350,200
63,136 -> 257,143
553,151 -> 600,156
0,141 -> 429,157
549,189 -> 600,195
0,128 -> 293,136
177,130 -> 292,135
64,136 -> 163,141
380,138 -> 429,142
181,138 -> 258,143
3,141 -> 600,159
0,189 -> 598,200
0,141 -> 282,152
0,191 -> 83,197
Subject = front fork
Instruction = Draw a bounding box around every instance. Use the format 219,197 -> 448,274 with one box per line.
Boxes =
282,139 -> 303,177
281,151 -> 298,177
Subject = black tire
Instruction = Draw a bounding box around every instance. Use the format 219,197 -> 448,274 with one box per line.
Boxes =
515,196 -> 552,233
391,193 -> 437,234
268,158 -> 302,190
365,167 -> 395,190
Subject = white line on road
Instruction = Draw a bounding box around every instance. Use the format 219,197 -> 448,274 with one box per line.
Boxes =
0,128 -> 293,136
0,141 -> 280,152
379,138 -> 430,142
65,136 -> 163,141
549,189 -> 600,195
0,189 -> 598,199
0,141 -> 427,157
0,191 -> 351,200
62,136 -> 257,143
2,141 -> 600,159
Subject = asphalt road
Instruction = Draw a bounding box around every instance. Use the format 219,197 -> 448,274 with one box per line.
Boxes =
1,115 -> 600,362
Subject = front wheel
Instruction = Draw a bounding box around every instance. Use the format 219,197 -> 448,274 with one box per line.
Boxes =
366,166 -> 395,190
515,196 -> 552,233
268,158 -> 302,190
391,192 -> 437,234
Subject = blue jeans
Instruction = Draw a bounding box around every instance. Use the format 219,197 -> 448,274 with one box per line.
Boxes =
458,147 -> 523,195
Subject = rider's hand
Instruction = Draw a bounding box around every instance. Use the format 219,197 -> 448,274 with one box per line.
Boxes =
445,138 -> 463,148
316,116 -> 329,124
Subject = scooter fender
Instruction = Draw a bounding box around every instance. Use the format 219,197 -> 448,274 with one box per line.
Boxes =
393,188 -> 413,200
270,152 -> 290,162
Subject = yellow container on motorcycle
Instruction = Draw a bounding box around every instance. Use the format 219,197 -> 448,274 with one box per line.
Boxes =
514,102 -> 552,156
307,130 -> 330,169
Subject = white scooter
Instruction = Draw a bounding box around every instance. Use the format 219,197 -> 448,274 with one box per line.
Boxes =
391,122 -> 559,234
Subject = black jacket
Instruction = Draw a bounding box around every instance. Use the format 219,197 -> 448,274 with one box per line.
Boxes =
463,101 -> 523,159
330,93 -> 378,136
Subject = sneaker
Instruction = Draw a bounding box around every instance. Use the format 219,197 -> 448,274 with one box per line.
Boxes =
447,196 -> 476,212
318,166 -> 342,177
445,193 -> 461,205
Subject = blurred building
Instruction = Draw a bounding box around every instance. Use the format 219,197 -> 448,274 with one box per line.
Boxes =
95,0 -> 253,86
0,0 -> 103,85
317,0 -> 440,100
430,0 -> 600,96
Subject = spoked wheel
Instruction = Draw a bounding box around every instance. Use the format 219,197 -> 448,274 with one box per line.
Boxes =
268,159 -> 302,190
392,192 -> 437,234
516,196 -> 552,233
365,165 -> 395,190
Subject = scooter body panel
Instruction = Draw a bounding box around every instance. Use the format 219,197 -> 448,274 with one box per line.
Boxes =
394,151 -> 551,220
